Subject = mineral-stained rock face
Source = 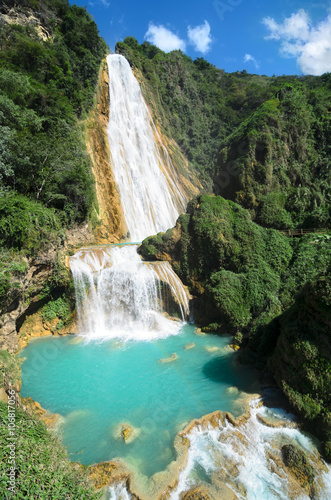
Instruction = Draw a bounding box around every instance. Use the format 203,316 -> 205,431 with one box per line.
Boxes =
0,3 -> 52,41
0,256 -> 56,353
21,397 -> 61,429
85,59 -> 127,244
181,486 -> 212,499
87,461 -> 119,490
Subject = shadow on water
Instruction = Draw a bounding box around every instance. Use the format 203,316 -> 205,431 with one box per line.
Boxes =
202,354 -> 259,394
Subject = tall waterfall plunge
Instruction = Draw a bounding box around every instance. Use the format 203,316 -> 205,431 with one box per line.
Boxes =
106,54 -> 187,242
69,54 -> 190,341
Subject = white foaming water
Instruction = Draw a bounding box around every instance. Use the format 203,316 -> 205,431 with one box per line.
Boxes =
108,482 -> 132,500
70,54 -> 191,341
107,54 -> 187,242
69,246 -> 190,342
170,399 -> 331,500
148,261 -> 190,320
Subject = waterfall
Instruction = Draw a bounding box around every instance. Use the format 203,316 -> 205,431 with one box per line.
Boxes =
106,54 -> 187,242
70,246 -> 190,341
69,53 -> 191,341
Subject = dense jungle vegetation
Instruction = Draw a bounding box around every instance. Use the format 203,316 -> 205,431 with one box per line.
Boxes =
215,79 -> 331,229
0,2 -> 106,495
117,38 -> 331,229
0,0 -> 107,243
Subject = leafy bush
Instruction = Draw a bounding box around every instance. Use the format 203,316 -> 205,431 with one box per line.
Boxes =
0,250 -> 28,312
41,294 -> 73,329
0,193 -> 63,253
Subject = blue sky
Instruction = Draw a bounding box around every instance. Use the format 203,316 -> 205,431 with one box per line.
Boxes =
70,0 -> 331,76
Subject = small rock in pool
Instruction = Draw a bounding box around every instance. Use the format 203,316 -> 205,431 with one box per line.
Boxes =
226,386 -> 239,395
184,342 -> 195,350
205,346 -> 221,353
114,423 -> 140,444
159,353 -> 178,363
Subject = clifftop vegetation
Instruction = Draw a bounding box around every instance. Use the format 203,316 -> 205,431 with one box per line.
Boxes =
0,0 -> 107,318
215,79 -> 331,229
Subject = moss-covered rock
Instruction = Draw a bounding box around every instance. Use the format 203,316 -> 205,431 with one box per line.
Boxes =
270,271 -> 331,455
140,194 -> 293,337
282,444 -> 315,488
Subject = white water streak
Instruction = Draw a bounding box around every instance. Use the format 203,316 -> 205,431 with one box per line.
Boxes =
108,482 -> 132,500
151,261 -> 190,319
107,54 -> 187,241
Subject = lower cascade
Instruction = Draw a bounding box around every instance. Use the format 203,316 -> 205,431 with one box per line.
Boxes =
69,245 -> 190,342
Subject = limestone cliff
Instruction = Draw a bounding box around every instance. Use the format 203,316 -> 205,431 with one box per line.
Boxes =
85,60 -> 201,245
86,59 -> 127,243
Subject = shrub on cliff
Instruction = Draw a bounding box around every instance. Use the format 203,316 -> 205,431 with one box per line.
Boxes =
0,193 -> 64,253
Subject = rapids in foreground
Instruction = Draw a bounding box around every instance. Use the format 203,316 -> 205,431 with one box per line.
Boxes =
20,329 -> 331,500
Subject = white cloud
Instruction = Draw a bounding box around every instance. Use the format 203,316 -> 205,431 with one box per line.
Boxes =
263,9 -> 311,41
244,53 -> 259,69
145,23 -> 186,52
262,10 -> 331,75
187,20 -> 213,54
